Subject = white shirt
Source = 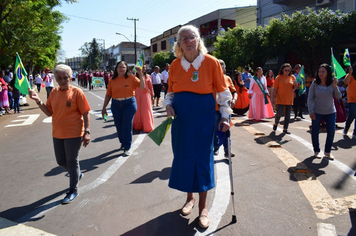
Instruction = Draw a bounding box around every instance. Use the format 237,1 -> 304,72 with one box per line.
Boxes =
151,72 -> 161,85
35,75 -> 42,84
44,73 -> 54,87
161,70 -> 169,83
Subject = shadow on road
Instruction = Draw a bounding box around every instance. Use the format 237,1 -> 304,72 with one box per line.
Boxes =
0,189 -> 66,223
120,210 -> 201,236
130,167 -> 171,184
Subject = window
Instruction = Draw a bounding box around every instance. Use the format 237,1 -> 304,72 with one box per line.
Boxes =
337,0 -> 355,12
161,40 -> 166,50
153,43 -> 157,52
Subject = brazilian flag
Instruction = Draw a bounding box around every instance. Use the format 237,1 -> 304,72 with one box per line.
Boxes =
296,65 -> 306,96
133,52 -> 145,73
343,48 -> 351,67
14,53 -> 30,95
148,116 -> 174,146
331,50 -> 346,80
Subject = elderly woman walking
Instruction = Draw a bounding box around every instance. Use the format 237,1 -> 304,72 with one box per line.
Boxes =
163,25 -> 231,229
29,64 -> 91,204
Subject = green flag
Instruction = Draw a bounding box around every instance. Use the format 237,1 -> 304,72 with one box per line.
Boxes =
133,52 -> 145,73
331,51 -> 346,80
148,116 -> 174,146
14,53 -> 30,95
343,48 -> 351,67
296,65 -> 306,96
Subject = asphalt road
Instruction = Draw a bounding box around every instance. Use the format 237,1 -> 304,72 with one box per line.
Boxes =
0,81 -> 355,236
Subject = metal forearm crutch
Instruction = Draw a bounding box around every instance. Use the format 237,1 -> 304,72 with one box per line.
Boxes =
226,129 -> 237,223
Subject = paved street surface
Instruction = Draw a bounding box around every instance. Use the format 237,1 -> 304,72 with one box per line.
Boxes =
0,81 -> 355,236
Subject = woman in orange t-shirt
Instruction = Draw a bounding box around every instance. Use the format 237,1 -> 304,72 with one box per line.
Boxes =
343,63 -> 356,138
271,63 -> 298,134
164,25 -> 231,229
29,64 -> 91,204
102,61 -> 145,157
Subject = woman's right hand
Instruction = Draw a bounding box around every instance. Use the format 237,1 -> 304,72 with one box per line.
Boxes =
309,112 -> 316,120
102,108 -> 108,119
166,104 -> 176,117
28,88 -> 39,101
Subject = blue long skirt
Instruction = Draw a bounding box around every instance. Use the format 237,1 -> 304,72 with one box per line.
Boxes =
169,92 -> 215,193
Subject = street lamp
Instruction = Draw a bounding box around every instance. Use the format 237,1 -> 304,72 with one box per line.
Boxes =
116,32 -> 131,42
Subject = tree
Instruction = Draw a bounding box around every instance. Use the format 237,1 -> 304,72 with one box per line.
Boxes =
0,0 -> 76,71
152,51 -> 175,69
80,38 -> 102,70
213,25 -> 270,73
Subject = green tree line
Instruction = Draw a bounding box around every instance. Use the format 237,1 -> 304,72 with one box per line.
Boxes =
0,0 -> 76,73
214,8 -> 356,75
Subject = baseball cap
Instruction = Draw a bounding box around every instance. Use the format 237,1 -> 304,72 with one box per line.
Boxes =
294,64 -> 302,69
45,67 -> 50,71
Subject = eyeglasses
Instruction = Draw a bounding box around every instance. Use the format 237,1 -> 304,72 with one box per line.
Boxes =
181,36 -> 196,43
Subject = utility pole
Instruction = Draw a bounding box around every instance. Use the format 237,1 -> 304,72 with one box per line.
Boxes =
127,17 -> 139,63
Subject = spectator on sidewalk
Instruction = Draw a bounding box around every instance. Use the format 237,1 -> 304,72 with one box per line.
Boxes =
151,66 -> 162,106
43,68 -> 54,99
293,64 -> 306,119
241,66 -> 253,89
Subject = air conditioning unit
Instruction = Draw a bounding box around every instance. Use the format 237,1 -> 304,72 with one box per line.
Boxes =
316,0 -> 331,6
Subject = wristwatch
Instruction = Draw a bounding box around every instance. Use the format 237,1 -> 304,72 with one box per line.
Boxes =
84,129 -> 90,134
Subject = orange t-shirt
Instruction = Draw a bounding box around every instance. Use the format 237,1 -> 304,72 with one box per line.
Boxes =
106,74 -> 140,98
168,54 -> 227,95
347,74 -> 356,103
215,75 -> 236,110
273,74 -> 296,105
47,86 -> 91,139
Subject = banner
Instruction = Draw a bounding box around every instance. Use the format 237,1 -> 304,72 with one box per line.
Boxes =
92,77 -> 104,87
14,53 -> 30,95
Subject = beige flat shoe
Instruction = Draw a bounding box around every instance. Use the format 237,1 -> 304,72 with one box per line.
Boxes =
324,153 -> 334,161
314,152 -> 322,159
199,214 -> 210,229
181,202 -> 194,216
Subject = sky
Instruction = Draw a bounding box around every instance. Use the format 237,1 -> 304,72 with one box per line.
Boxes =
55,0 -> 257,60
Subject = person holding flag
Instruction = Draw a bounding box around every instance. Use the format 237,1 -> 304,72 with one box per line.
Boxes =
28,64 -> 91,204
293,64 -> 306,119
307,63 -> 341,160
271,63 -> 298,134
343,63 -> 356,139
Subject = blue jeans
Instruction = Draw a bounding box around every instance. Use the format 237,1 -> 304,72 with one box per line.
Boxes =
214,111 -> 231,152
311,113 -> 336,153
13,97 -> 20,113
344,102 -> 356,135
111,97 -> 137,150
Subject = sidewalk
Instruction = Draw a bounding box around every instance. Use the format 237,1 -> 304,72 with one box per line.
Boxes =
0,217 -> 56,236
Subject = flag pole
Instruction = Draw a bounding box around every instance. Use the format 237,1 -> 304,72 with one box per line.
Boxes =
331,47 -> 336,78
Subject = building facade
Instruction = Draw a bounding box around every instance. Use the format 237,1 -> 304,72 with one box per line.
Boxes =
150,6 -> 257,57
65,57 -> 84,71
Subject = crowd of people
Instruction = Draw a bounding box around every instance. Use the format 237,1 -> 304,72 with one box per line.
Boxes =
1,24 -> 355,230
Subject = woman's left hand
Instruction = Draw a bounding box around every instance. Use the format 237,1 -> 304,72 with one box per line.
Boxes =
82,132 -> 90,147
333,77 -> 338,88
218,117 -> 230,132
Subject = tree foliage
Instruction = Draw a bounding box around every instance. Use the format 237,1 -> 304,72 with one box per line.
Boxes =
152,51 -> 175,69
214,8 -> 356,74
0,0 -> 76,72
80,38 -> 103,70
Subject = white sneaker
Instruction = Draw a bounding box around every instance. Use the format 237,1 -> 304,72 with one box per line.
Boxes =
123,149 -> 131,157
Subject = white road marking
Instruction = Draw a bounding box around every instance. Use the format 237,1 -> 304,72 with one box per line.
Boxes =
195,150 -> 231,235
4,114 -> 40,127
317,223 -> 337,236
